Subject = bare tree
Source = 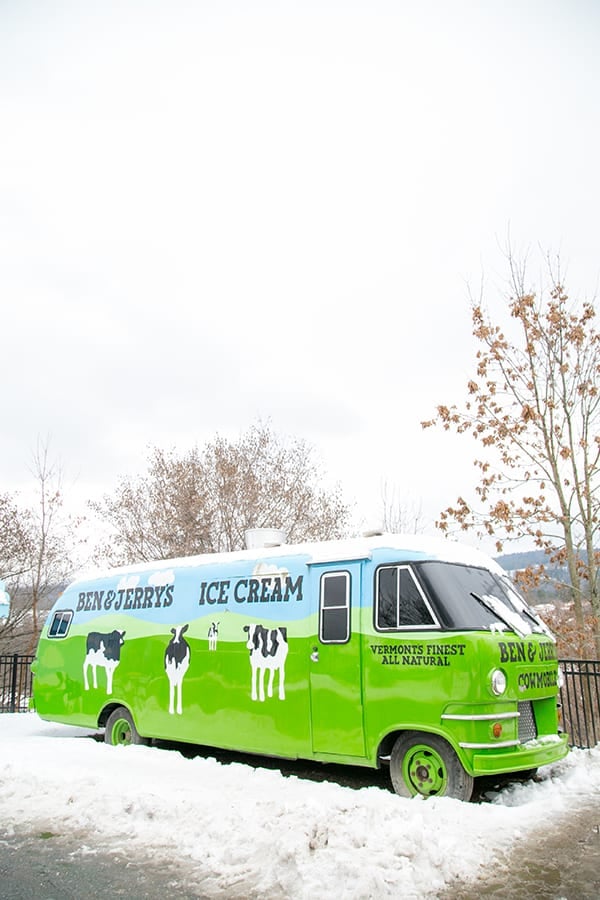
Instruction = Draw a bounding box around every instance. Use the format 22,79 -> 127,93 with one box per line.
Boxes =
24,440 -> 75,649
0,492 -> 31,582
380,481 -> 424,534
90,445 -> 215,564
0,440 -> 76,654
0,492 -> 34,652
422,249 -> 600,654
91,422 -> 352,564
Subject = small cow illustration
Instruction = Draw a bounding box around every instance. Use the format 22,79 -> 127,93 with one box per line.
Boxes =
207,621 -> 219,651
165,624 -> 191,715
243,623 -> 288,702
83,630 -> 125,695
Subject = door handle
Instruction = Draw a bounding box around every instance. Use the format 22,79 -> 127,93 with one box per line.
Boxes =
311,647 -> 319,663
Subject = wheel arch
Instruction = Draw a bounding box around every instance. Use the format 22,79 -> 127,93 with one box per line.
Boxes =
376,726 -> 470,771
98,699 -> 145,736
98,702 -> 126,729
103,704 -> 150,746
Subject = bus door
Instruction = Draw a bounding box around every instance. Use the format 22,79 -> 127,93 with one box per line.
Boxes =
308,561 -> 365,757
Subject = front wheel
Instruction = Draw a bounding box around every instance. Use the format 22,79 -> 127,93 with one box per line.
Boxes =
105,706 -> 149,747
390,732 -> 474,801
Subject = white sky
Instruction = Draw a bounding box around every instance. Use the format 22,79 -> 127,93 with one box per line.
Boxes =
2,714 -> 600,897
2,0 -> 599,545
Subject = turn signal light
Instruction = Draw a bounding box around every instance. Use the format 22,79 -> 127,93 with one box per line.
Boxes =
492,722 -> 503,739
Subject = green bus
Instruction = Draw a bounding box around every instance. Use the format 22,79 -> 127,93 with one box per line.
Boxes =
31,531 -> 568,800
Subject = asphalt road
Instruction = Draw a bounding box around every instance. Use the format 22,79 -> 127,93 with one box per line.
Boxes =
441,802 -> 600,900
0,830 -> 210,900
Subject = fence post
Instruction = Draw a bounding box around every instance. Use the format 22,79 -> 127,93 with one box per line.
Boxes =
10,653 -> 18,713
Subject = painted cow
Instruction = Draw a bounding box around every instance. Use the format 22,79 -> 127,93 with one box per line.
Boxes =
165,624 -> 190,715
83,630 -> 125,695
243,623 -> 288,702
207,621 -> 219,651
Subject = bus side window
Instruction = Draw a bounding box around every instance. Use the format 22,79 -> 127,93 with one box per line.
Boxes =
48,609 -> 73,638
319,572 -> 350,644
376,566 -> 437,630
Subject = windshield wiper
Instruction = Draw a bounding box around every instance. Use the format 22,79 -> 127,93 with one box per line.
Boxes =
470,591 -> 531,638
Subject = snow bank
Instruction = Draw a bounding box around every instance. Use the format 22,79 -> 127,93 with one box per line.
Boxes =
1,715 -> 599,898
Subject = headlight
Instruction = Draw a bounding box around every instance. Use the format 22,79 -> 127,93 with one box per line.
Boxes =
491,668 -> 507,696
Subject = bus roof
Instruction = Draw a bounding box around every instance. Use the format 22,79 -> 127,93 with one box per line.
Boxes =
71,533 -> 503,585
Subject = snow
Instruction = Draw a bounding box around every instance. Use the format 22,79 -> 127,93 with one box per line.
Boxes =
72,533 -> 504,584
2,714 -> 600,899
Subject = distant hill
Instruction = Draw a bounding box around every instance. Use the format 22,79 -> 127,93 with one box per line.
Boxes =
495,550 -> 548,571
497,548 -> 594,573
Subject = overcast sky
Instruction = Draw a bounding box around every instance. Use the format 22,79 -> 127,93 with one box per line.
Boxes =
2,0 -> 599,546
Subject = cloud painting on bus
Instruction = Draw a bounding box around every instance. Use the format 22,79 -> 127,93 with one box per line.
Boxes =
68,558 -> 308,629
66,536 -> 501,632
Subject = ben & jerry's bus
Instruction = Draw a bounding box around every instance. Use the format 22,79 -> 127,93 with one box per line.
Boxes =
31,531 -> 568,801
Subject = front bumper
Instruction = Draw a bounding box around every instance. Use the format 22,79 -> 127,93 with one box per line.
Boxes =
470,732 -> 569,776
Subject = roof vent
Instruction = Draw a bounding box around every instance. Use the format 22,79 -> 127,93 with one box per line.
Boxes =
245,528 -> 287,550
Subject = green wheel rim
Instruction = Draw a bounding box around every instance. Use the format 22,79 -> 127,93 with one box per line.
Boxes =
403,743 -> 448,796
110,716 -> 133,746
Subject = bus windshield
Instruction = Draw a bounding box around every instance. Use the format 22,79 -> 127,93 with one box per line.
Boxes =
414,562 -> 551,636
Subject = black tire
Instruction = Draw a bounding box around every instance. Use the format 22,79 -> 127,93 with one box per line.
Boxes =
104,706 -> 149,747
390,731 -> 474,801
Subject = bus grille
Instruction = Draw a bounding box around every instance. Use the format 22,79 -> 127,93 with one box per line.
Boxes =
518,701 -> 537,743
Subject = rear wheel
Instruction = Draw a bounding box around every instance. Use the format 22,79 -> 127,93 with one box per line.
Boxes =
390,731 -> 474,801
105,706 -> 149,747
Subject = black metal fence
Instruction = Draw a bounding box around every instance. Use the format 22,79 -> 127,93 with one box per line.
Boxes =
559,659 -> 600,750
1,654 -> 599,750
0,654 -> 35,713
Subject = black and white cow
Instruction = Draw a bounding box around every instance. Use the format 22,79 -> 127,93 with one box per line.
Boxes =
83,630 -> 125,695
243,624 -> 288,702
164,624 -> 191,715
207,621 -> 219,651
